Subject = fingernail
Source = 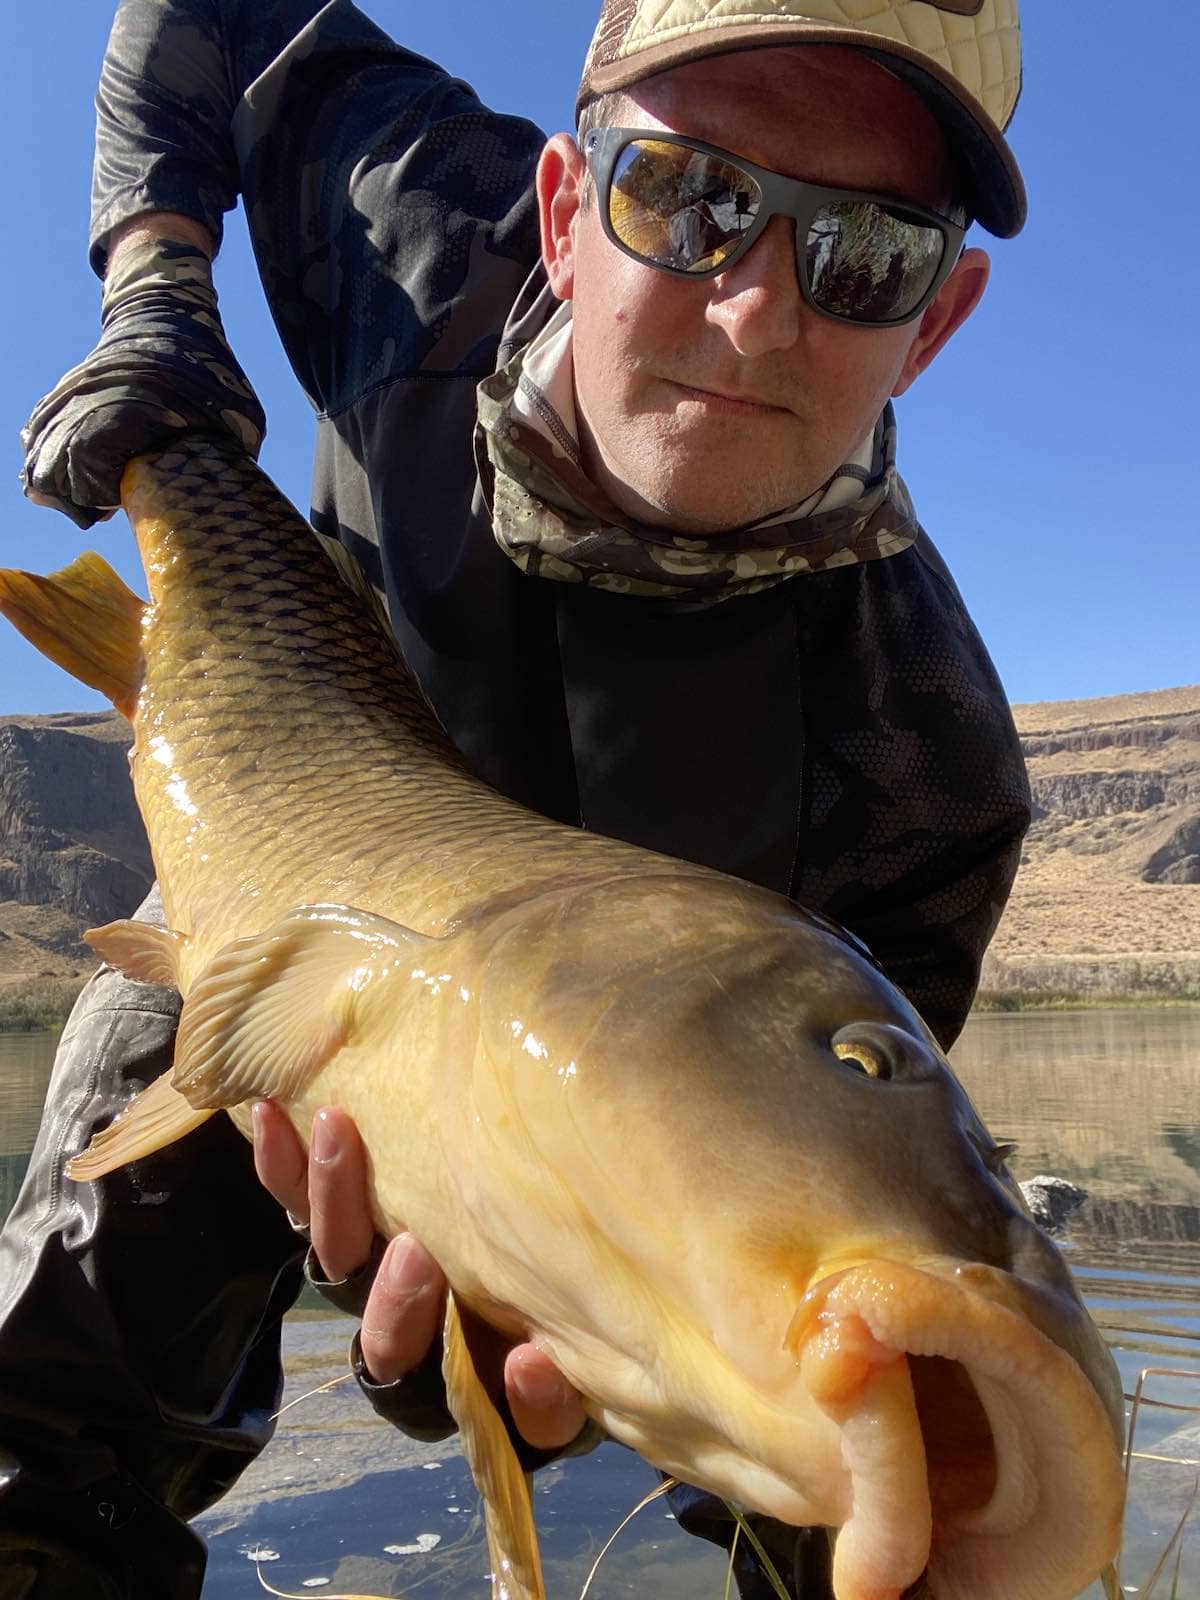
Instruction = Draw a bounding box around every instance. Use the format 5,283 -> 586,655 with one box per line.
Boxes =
311,1109 -> 338,1165
382,1234 -> 432,1301
250,1101 -> 267,1142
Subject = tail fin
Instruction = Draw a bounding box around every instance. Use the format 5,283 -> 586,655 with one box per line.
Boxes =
0,553 -> 146,718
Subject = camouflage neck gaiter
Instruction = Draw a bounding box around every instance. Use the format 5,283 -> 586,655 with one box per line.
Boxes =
476,309 -> 919,605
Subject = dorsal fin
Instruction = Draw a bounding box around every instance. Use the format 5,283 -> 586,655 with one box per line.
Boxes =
0,553 -> 146,718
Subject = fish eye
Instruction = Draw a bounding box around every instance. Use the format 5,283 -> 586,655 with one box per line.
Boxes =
833,1039 -> 889,1080
829,1022 -> 938,1084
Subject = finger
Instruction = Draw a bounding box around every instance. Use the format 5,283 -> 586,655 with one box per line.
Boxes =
505,1344 -> 588,1452
308,1106 -> 378,1283
359,1234 -> 447,1385
251,1099 -> 310,1221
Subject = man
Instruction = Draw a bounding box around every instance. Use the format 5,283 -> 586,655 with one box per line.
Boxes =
4,2 -> 1030,1595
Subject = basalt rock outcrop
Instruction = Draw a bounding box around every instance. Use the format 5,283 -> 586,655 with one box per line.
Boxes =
0,690 -> 1196,998
982,685 -> 1200,999
0,712 -> 151,976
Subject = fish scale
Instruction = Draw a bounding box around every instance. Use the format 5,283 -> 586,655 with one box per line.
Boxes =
127,439 -> 685,971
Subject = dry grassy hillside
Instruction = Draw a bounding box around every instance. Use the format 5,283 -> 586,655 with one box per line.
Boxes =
981,685 -> 1200,999
1,690 -> 1196,1017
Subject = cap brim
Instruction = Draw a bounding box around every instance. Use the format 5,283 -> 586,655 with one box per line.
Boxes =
864,49 -> 1025,238
578,24 -> 1026,238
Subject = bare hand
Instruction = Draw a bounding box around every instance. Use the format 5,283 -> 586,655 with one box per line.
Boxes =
251,1100 -> 587,1452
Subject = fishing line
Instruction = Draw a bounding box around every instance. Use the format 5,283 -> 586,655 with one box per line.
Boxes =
1103,1362 -> 1199,1600
1127,1482 -> 1196,1599
575,1476 -> 679,1599
251,1551 -> 400,1600
719,1506 -> 792,1600
253,1356 -> 410,1598
721,1521 -> 741,1600
269,1371 -> 358,1423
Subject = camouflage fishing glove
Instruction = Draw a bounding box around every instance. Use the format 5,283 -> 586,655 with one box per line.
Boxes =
20,238 -> 265,529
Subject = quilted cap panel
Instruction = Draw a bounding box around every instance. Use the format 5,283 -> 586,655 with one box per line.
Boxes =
580,0 -> 1025,235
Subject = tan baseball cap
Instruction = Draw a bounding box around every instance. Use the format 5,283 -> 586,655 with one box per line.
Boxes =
578,0 -> 1026,237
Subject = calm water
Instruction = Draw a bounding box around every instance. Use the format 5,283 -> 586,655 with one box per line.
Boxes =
0,1029 -> 57,1223
2,1009 -> 1197,1598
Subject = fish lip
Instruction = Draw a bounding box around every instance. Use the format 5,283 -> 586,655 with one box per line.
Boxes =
793,1256 -> 1119,1422
788,1258 -> 1125,1600
792,1254 -> 1122,1451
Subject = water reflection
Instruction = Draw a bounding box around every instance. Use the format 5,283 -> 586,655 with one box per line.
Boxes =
950,1008 -> 1200,1202
953,1010 -> 1200,1598
952,1009 -> 1200,1376
0,1029 -> 55,1222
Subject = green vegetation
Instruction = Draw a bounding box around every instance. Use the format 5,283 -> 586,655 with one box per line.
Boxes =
973,990 -> 1200,1014
0,978 -> 86,1034
4,978 -> 1194,1031
5,979 -> 1195,1030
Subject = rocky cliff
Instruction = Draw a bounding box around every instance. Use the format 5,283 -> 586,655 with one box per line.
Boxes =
0,712 -> 151,980
0,689 -> 1196,1000
981,685 -> 1200,999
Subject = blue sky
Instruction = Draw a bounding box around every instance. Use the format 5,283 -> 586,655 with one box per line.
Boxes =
4,3 -> 1196,715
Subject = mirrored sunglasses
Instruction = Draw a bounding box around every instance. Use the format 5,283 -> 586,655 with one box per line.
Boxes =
582,127 -> 966,330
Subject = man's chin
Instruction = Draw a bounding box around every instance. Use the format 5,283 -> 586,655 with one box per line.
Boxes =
588,431 -> 820,537
621,483 -> 800,539
581,411 -> 820,536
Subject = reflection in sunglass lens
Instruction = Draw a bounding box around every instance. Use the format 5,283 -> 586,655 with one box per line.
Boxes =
806,201 -> 945,322
609,140 -> 761,273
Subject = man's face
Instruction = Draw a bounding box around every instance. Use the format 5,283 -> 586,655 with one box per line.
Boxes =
537,47 -> 989,535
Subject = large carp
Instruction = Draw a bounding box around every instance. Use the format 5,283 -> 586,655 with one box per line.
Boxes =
0,439 -> 1124,1600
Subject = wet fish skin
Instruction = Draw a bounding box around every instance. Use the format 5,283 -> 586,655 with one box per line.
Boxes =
121,442 -> 678,963
0,438 -> 1126,1600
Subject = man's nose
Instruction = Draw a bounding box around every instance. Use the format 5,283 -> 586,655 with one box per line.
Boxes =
704,216 -> 803,356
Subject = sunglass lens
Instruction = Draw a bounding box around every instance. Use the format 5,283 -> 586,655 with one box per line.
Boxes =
805,201 -> 946,323
609,140 -> 761,273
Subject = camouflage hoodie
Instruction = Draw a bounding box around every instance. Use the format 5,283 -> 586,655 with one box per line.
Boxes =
480,303 -> 920,600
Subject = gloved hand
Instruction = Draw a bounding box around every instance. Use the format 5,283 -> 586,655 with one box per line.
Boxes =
21,238 -> 265,529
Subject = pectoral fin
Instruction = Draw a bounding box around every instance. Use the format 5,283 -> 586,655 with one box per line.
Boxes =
68,903 -> 431,1182
66,1074 -> 213,1182
86,920 -> 188,988
0,554 -> 146,719
171,903 -> 430,1108
443,1293 -> 546,1600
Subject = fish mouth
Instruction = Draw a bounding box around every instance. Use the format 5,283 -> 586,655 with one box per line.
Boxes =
788,1260 -> 1125,1600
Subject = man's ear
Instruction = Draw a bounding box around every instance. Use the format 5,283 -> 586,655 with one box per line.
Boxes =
536,133 -> 586,301
891,247 -> 990,397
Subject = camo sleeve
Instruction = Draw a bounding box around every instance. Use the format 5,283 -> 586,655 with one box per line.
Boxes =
90,0 -> 328,266
92,0 -> 544,415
